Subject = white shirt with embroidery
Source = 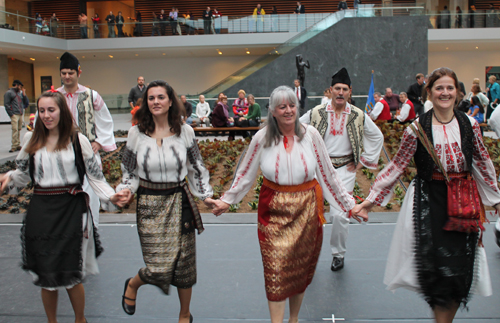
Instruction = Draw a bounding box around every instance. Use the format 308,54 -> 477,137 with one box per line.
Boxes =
57,84 -> 116,152
299,102 -> 383,169
367,116 -> 500,207
220,125 -> 355,212
396,99 -> 411,122
116,125 -> 213,200
7,132 -> 115,201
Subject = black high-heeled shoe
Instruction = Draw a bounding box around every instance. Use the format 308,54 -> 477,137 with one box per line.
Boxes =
122,277 -> 136,315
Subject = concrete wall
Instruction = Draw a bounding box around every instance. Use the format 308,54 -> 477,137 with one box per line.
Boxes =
429,50 -> 500,92
33,55 -> 254,97
222,16 -> 428,103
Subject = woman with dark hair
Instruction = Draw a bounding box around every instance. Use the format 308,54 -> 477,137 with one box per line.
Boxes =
354,67 -> 500,322
212,86 -> 362,323
0,91 -> 126,323
117,80 -> 215,323
468,95 -> 485,124
92,13 -> 100,38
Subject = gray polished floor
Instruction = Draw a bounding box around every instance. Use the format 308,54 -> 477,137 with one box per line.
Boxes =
1,218 -> 500,323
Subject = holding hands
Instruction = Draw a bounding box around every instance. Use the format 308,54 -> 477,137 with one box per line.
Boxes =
350,200 -> 373,223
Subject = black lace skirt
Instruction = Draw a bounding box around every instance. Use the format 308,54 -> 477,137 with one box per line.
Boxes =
413,176 -> 478,308
21,191 -> 101,289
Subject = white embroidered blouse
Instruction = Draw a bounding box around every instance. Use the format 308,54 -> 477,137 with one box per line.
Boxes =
367,117 -> 500,206
7,132 -> 115,202
221,125 -> 356,211
116,124 -> 213,200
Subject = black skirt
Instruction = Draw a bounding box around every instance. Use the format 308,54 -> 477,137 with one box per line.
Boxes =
21,190 -> 100,288
413,176 -> 478,308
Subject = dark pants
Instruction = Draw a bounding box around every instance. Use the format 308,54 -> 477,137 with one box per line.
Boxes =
50,27 -> 57,37
170,21 -> 177,34
204,20 -> 211,34
80,27 -> 87,38
160,22 -> 167,35
151,27 -> 160,36
117,24 -> 124,37
135,23 -> 143,36
108,24 -> 115,38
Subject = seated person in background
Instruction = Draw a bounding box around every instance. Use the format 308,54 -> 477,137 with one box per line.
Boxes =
383,88 -> 400,112
468,96 -> 485,124
193,94 -> 211,126
232,89 -> 249,126
370,92 -> 392,121
212,96 -> 236,140
321,88 -> 332,105
131,98 -> 142,126
395,92 -> 415,123
180,95 -> 193,125
246,94 -> 261,127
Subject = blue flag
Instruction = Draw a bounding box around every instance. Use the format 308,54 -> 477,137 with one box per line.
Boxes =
365,72 -> 375,113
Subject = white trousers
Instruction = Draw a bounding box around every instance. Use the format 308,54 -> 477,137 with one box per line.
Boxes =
327,165 -> 356,258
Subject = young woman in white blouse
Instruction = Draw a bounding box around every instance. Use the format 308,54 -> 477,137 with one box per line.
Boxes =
212,86 -> 366,323
117,80 -> 215,323
0,91 -> 127,323
354,67 -> 500,323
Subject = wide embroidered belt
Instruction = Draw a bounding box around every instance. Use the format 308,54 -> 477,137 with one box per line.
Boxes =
330,154 -> 354,169
431,171 -> 468,181
34,185 -> 83,196
138,178 -> 205,234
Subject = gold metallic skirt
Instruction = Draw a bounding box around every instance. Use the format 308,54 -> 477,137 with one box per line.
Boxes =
258,178 -> 326,301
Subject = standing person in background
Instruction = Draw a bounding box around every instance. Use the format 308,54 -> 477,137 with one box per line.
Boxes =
194,95 -> 211,127
105,11 -> 116,38
300,68 -> 383,272
455,6 -> 463,28
3,80 -> 28,153
50,13 -> 59,37
183,11 -> 194,35
116,11 -> 125,37
407,73 -> 425,116
486,75 -> 500,120
203,7 -> 212,34
293,79 -> 307,116
128,76 -> 146,109
159,9 -> 167,35
169,7 -> 178,35
92,13 -> 100,38
212,8 -> 221,34
253,4 -> 265,32
35,13 -> 42,34
468,96 -> 485,125
151,12 -> 160,36
294,1 -> 305,14
132,10 -> 143,36
338,0 -> 348,11
469,5 -> 476,28
79,13 -> 88,39
57,51 -> 116,228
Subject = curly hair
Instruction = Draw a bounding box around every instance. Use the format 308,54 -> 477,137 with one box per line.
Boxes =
134,80 -> 185,136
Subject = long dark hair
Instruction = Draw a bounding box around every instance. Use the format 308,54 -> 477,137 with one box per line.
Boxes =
25,92 -> 77,154
135,80 -> 185,136
424,67 -> 462,107
471,96 -> 484,114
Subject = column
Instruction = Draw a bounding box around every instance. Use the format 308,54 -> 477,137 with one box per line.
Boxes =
0,55 -> 8,105
0,0 -> 6,25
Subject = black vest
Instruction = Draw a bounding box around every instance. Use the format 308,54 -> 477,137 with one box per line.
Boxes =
414,110 -> 474,181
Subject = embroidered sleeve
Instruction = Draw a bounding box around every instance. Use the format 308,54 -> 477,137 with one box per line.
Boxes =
79,133 -> 115,201
360,117 -> 384,169
367,126 -> 417,206
221,128 -> 265,205
309,126 -> 355,212
93,90 -> 117,152
470,121 -> 500,206
183,126 -> 213,200
116,126 -> 140,194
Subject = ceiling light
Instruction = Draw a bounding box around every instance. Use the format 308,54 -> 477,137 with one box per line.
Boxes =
476,46 -> 479,49
109,55 -> 113,58
162,53 -> 166,55
30,58 -> 35,61
246,51 -> 250,54
135,54 -> 139,56
218,51 -> 222,55
446,47 -> 448,50
56,57 -> 59,59
82,56 -> 85,58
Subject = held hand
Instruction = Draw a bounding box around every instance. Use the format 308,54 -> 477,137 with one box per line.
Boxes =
203,197 -> 216,209
91,142 -> 102,154
351,205 -> 369,223
0,173 -> 11,194
495,203 -> 500,215
212,199 -> 230,216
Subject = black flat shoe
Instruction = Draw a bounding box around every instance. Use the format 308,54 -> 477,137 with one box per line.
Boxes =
331,256 -> 344,271
122,277 -> 136,315
190,314 -> 193,323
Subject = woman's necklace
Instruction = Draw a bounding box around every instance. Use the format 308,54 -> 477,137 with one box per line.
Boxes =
433,111 -> 455,125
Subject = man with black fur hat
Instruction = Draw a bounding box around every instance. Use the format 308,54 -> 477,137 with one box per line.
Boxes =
300,67 -> 383,271
4,80 -> 29,152
57,51 -> 116,226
